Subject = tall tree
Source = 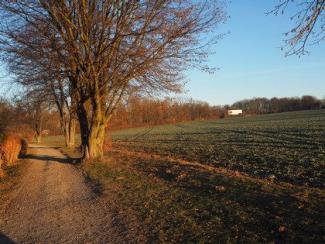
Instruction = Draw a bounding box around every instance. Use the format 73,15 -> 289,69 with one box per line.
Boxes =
0,0 -> 226,159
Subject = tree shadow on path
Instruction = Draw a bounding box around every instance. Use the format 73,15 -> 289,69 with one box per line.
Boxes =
23,154 -> 74,164
0,232 -> 15,244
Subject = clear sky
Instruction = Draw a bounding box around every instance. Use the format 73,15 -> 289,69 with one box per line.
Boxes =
0,1 -> 324,105
185,0 -> 325,105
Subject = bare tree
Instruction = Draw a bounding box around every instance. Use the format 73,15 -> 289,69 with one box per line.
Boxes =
0,22 -> 77,148
0,0 -> 226,159
271,0 -> 325,56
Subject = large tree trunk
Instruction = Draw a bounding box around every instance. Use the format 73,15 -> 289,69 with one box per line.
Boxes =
77,102 -> 107,160
87,123 -> 106,159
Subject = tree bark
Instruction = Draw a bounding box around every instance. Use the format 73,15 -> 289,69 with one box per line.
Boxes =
77,101 -> 107,160
68,119 -> 76,148
87,124 -> 105,159
62,118 -> 76,148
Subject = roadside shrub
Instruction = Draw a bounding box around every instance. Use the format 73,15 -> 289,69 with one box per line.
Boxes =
0,134 -> 21,166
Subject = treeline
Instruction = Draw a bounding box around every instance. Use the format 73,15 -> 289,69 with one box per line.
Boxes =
231,95 -> 324,115
0,99 -> 31,139
109,95 -> 324,129
109,97 -> 224,129
0,95 -> 324,140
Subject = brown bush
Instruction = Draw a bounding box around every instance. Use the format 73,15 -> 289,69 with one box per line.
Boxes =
0,134 -> 22,166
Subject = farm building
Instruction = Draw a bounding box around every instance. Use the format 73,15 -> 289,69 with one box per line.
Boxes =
228,109 -> 242,116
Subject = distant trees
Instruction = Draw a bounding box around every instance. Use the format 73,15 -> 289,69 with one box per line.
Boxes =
231,95 -> 322,114
272,0 -> 325,55
0,0 -> 226,159
0,96 -> 58,143
1,93 -> 322,143
109,96 -> 223,129
108,95 -> 324,129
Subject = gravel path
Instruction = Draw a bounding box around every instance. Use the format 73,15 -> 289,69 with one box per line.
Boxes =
0,145 -> 128,243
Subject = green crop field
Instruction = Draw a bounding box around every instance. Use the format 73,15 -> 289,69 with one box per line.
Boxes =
112,109 -> 325,188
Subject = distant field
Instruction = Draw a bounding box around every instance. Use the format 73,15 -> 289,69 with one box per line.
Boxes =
44,110 -> 325,242
112,110 -> 325,188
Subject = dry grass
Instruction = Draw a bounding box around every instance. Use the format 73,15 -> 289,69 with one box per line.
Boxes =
0,134 -> 22,167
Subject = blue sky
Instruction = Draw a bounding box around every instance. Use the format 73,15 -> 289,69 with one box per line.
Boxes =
185,0 -> 325,105
0,1 -> 324,105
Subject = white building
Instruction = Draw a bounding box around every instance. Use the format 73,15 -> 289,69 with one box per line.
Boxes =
228,109 -> 242,116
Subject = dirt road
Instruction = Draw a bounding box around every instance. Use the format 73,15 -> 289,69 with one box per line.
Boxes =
0,145 -> 128,243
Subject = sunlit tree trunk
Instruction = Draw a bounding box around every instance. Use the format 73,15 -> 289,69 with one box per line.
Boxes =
68,119 -> 76,148
63,118 -> 76,148
77,99 -> 109,160
87,123 -> 106,159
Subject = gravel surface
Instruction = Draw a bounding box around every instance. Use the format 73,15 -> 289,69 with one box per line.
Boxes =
0,145 -> 129,243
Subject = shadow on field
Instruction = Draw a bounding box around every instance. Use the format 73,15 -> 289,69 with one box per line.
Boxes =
130,155 -> 324,242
